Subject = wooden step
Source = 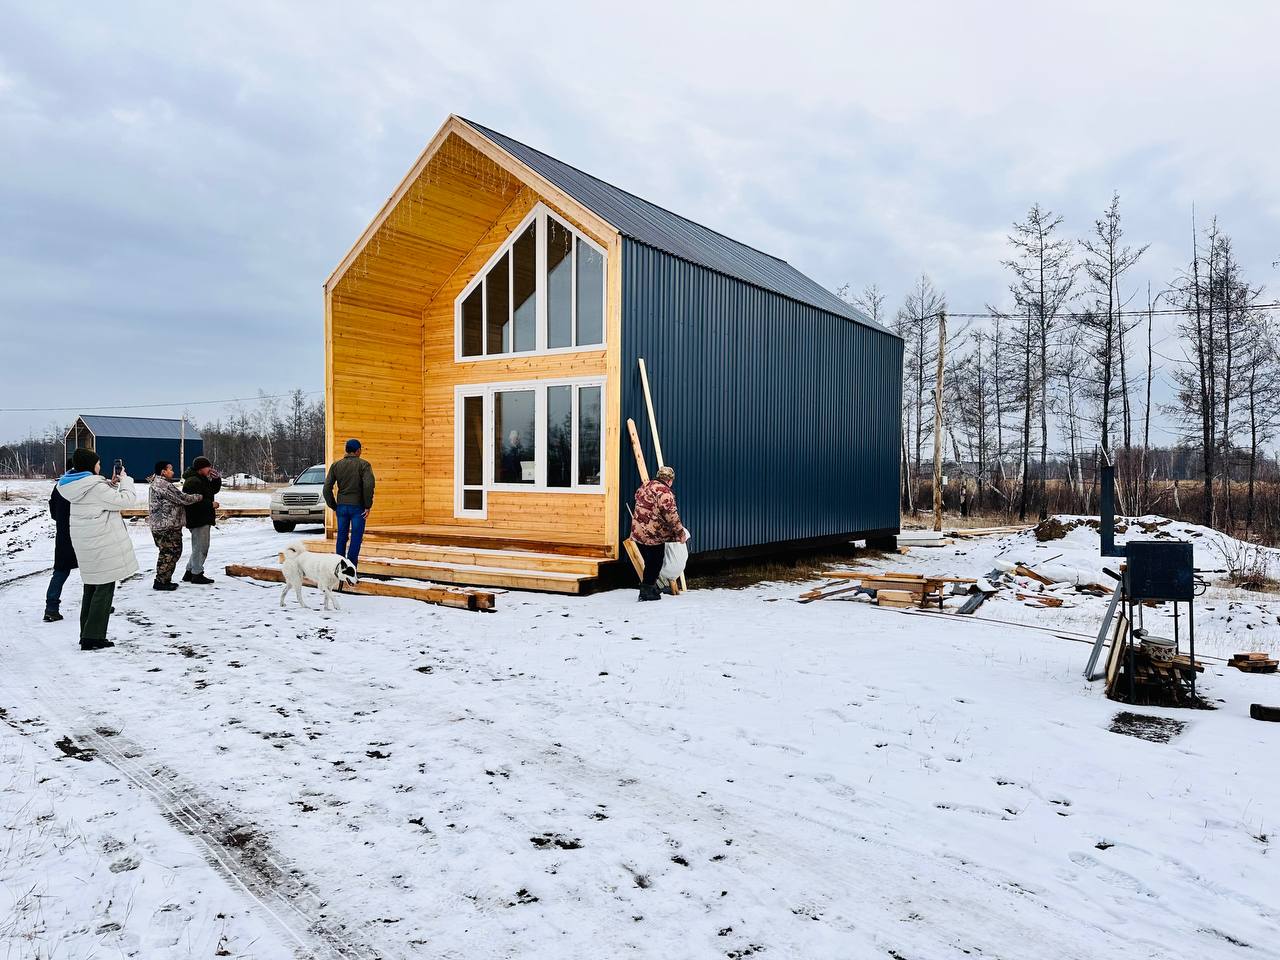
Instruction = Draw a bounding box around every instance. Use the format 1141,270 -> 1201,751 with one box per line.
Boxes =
301,540 -> 593,594
356,556 -> 589,595
304,539 -> 602,576
362,524 -> 611,559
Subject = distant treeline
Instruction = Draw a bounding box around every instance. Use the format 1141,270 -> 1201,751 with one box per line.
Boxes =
0,390 -> 325,481
845,193 -> 1280,541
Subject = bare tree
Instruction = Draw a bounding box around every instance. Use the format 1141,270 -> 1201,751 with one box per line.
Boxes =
1079,193 -> 1148,464
1002,203 -> 1078,519
894,275 -> 945,512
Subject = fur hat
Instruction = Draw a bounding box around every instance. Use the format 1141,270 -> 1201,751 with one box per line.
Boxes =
71,448 -> 99,472
656,465 -> 675,484
192,456 -> 212,471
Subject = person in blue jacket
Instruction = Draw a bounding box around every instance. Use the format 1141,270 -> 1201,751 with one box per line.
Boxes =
44,459 -> 78,622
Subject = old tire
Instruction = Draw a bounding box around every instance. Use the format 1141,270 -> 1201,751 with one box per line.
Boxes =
273,520 -> 297,533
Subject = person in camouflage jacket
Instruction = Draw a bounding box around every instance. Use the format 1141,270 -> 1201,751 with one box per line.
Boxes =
148,461 -> 202,591
630,465 -> 686,601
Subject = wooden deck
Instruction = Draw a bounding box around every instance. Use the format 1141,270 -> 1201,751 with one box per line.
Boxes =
306,525 -> 611,594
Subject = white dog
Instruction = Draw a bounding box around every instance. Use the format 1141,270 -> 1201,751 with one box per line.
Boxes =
280,542 -> 358,611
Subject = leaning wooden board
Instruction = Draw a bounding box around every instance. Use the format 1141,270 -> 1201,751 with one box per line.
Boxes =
225,564 -> 494,611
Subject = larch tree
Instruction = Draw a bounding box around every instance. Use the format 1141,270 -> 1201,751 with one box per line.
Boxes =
894,275 -> 945,513
1002,204 -> 1078,519
1078,193 -> 1148,467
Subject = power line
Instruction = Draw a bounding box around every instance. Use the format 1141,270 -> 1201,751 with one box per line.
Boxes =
932,300 -> 1280,322
0,390 -> 322,415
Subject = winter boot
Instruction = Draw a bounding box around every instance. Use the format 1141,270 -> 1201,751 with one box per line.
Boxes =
190,574 -> 214,585
153,580 -> 179,592
80,639 -> 116,651
182,571 -> 195,583
638,584 -> 663,602
44,609 -> 63,622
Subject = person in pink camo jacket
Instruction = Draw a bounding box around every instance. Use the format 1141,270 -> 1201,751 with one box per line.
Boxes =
630,465 -> 687,601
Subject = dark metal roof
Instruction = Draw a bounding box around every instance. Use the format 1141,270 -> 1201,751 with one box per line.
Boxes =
461,119 -> 891,335
74,415 -> 203,441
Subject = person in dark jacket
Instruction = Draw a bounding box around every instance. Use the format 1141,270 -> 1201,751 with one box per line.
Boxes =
630,465 -> 687,602
181,456 -> 222,584
44,459 -> 78,622
324,439 -> 375,569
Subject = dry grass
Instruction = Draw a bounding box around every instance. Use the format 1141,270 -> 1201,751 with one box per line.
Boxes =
690,544 -> 888,590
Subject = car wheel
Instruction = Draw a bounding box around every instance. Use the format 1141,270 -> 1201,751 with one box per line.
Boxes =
273,520 -> 296,533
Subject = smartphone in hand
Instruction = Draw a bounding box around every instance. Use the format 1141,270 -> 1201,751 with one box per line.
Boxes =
112,458 -> 124,480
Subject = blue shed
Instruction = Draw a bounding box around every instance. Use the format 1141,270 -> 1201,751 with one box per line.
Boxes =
65,415 -> 203,479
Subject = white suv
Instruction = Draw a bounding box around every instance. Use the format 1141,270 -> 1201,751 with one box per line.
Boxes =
270,464 -> 326,532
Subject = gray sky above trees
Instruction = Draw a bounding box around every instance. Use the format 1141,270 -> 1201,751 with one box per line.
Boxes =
2,1 -> 1278,443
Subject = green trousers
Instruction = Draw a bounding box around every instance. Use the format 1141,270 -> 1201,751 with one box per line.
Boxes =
80,582 -> 116,642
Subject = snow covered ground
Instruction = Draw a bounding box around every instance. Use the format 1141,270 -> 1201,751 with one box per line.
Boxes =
1,480 -> 1277,959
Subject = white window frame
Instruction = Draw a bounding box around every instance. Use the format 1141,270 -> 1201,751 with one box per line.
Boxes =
452,376 -> 606,518
454,202 -> 608,363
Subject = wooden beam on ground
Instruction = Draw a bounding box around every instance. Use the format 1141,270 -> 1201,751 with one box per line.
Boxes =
122,507 -> 270,519
225,564 -> 494,611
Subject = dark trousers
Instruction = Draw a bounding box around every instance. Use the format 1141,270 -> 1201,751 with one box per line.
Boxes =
46,568 -> 72,614
152,527 -> 183,583
335,504 -> 366,567
638,543 -> 666,586
80,582 -> 116,642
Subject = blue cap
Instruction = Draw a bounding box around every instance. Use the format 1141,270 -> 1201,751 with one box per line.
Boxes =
345,438 -> 361,453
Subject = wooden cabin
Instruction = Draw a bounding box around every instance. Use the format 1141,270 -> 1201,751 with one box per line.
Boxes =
318,115 -> 902,593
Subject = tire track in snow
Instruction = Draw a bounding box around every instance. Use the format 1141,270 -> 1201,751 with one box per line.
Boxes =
0,672 -> 382,960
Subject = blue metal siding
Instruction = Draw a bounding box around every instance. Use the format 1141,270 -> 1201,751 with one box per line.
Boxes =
65,436 -> 204,478
620,240 -> 902,556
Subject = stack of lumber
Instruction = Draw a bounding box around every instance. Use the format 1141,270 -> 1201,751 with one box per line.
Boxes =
804,570 -> 976,609
1229,653 -> 1279,674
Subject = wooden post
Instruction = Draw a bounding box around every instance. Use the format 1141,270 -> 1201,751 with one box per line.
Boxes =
638,358 -> 665,468
180,416 -> 186,474
635,360 -> 685,592
932,310 -> 946,533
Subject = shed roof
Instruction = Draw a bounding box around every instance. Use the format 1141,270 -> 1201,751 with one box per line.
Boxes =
74,415 -> 203,441
460,119 -> 889,335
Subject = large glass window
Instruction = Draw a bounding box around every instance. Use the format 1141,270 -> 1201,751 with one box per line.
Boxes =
456,380 -> 604,513
461,286 -> 483,357
494,390 -> 536,485
457,205 -> 606,359
547,385 -> 573,488
577,385 -> 602,486
547,218 -> 573,349
512,223 -> 537,352
485,251 -> 510,355
576,243 -> 604,347
461,395 -> 484,511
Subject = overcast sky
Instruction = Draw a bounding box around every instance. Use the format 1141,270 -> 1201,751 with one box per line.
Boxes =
3,1 -> 1278,445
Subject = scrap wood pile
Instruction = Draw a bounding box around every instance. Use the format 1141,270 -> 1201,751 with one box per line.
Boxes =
1230,652 -> 1279,674
799,557 -> 1109,615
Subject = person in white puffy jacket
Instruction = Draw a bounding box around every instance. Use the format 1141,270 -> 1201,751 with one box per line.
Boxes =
57,447 -> 140,650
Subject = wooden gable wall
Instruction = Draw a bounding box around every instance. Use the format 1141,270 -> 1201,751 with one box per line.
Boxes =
325,125 -> 622,552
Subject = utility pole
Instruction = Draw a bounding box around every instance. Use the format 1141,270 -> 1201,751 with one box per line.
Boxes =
180,415 -> 186,474
932,309 -> 946,532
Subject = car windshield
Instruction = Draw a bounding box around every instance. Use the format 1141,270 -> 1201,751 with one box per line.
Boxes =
295,467 -> 326,485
